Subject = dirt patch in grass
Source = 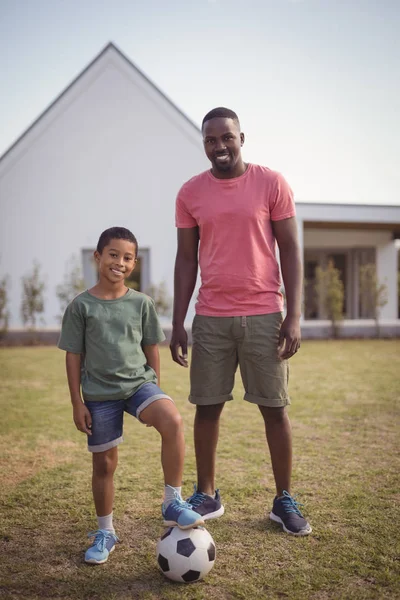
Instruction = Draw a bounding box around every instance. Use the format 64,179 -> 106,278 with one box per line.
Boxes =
0,438 -> 79,493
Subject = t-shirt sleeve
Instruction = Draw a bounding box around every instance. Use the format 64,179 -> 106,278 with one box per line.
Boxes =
270,172 -> 296,221
175,184 -> 198,228
142,298 -> 166,346
57,300 -> 85,353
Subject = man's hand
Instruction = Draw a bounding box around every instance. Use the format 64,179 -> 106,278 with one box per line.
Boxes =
170,325 -> 189,367
278,315 -> 301,360
72,402 -> 92,435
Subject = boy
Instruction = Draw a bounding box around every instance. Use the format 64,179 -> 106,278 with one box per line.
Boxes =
58,226 -> 204,565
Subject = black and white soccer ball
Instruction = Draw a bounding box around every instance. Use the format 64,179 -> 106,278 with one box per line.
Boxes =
156,526 -> 216,583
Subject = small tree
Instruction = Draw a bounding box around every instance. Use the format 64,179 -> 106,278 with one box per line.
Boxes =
21,261 -> 45,329
359,263 -> 388,337
315,260 -> 345,338
0,274 -> 10,339
56,255 -> 85,322
145,281 -> 172,317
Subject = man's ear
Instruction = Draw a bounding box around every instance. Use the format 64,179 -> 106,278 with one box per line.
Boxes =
240,132 -> 245,146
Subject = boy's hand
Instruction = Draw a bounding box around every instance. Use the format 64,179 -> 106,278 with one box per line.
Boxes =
72,403 -> 92,435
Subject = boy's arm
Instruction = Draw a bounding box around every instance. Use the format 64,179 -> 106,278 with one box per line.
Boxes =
143,344 -> 161,385
66,351 -> 92,435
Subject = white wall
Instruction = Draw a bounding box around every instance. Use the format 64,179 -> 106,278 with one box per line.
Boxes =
0,47 -> 208,327
377,241 -> 398,319
304,228 -> 392,248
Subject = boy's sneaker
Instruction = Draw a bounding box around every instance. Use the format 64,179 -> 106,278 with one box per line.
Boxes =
162,492 -> 205,530
85,529 -> 119,564
269,490 -> 312,536
186,485 -> 225,521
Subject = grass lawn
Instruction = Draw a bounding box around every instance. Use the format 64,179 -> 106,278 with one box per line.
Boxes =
0,341 -> 399,600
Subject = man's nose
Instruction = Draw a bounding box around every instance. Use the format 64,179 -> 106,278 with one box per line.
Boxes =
215,139 -> 227,151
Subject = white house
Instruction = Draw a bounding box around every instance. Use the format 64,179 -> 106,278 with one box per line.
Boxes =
0,42 -> 399,339
0,42 -> 208,331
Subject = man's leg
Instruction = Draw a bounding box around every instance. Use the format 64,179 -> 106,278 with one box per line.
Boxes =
239,313 -> 311,535
194,403 -> 225,495
258,405 -> 292,496
187,315 -> 236,519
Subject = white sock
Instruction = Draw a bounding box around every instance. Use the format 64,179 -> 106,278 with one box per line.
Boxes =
164,485 -> 182,507
97,512 -> 115,533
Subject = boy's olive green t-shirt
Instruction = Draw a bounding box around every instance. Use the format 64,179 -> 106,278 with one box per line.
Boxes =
58,289 -> 166,401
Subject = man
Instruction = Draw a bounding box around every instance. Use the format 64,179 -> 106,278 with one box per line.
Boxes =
170,107 -> 311,536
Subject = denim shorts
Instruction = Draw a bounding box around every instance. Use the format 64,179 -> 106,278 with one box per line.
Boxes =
84,382 -> 173,453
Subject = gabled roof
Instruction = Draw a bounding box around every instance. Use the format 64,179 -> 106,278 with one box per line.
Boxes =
0,42 -> 201,163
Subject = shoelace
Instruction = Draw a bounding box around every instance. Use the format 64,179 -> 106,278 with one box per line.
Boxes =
280,490 -> 304,516
87,529 -> 118,551
169,492 -> 195,512
187,485 -> 206,508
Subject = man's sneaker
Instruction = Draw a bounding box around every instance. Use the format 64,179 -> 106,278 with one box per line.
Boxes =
84,529 -> 119,564
186,485 -> 225,521
269,490 -> 312,536
162,492 -> 205,530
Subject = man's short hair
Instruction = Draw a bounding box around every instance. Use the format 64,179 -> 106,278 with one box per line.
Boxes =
202,107 -> 240,129
96,227 -> 138,257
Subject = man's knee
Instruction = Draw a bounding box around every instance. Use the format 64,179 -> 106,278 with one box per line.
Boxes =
259,405 -> 287,424
195,403 -> 225,422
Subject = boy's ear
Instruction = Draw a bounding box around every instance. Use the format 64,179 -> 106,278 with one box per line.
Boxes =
94,250 -> 101,263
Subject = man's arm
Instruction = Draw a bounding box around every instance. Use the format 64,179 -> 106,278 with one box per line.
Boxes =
271,216 -> 303,359
65,351 -> 92,435
170,227 -> 199,367
143,344 -> 161,384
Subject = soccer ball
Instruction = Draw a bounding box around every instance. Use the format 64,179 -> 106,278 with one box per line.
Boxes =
156,526 -> 216,583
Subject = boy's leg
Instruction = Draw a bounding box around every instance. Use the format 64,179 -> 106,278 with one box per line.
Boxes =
126,384 -> 204,529
140,398 -> 184,486
84,400 -> 123,563
92,447 -> 118,520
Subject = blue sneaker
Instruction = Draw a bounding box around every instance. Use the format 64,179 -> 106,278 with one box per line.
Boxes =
186,485 -> 225,521
162,492 -> 205,530
84,529 -> 119,564
270,491 -> 312,536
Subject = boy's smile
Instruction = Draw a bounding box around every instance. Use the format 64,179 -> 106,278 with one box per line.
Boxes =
94,238 -> 137,287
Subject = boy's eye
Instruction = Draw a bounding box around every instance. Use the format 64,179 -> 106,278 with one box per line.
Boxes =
110,253 -> 117,258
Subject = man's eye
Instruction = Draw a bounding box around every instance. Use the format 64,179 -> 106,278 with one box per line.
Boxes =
205,139 -> 214,144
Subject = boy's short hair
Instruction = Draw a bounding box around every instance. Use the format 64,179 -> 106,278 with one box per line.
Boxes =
96,227 -> 138,257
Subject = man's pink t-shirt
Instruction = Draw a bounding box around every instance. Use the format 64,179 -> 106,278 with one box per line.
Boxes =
175,163 -> 296,317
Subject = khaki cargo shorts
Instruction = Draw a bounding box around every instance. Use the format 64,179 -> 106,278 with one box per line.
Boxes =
190,313 -> 290,408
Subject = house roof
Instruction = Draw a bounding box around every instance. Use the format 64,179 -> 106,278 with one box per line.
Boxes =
0,42 -> 201,164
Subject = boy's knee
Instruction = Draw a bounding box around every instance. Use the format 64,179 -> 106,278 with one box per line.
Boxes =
157,410 -> 183,438
93,450 -> 118,477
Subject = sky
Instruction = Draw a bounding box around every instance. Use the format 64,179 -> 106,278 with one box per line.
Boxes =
0,0 -> 399,204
